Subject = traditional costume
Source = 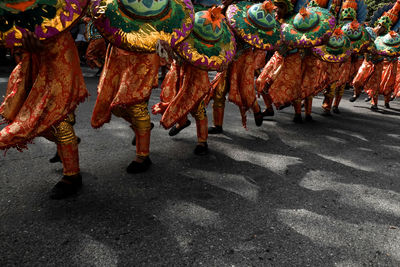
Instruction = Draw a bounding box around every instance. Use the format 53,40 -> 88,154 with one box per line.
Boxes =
256,0 -> 335,122
319,0 -> 369,115
208,1 -> 281,133
352,1 -> 400,110
0,0 -> 89,199
152,7 -> 236,154
90,0 -> 194,172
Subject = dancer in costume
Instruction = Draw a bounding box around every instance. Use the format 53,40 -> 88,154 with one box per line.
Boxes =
352,1 -> 400,110
319,0 -> 369,115
90,0 -> 194,173
256,0 -> 335,123
152,7 -> 236,154
0,0 -> 89,199
207,0 -> 278,134
157,0 -> 221,137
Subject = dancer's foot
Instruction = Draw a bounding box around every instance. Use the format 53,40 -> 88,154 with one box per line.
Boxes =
50,174 -> 82,200
370,105 -> 378,111
208,126 -> 223,134
254,111 -> 263,127
332,106 -> 340,114
262,108 -> 274,117
168,120 -> 191,136
194,142 -> 208,156
126,157 -> 152,174
349,95 -> 359,102
321,109 -> 332,117
385,103 -> 390,109
278,103 -> 291,110
305,114 -> 314,122
293,114 -> 303,123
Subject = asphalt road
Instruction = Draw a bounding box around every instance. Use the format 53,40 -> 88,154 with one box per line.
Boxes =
1,65 -> 400,266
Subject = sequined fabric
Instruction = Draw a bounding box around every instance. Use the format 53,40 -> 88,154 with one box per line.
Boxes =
0,32 -> 88,150
379,59 -> 398,96
152,61 -> 210,129
91,45 -> 160,128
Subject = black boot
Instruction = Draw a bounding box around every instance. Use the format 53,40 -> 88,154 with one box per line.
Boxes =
293,114 -> 303,123
349,95 -> 359,102
208,126 -> 223,134
168,120 -> 191,136
262,108 -> 275,117
254,111 -> 263,127
305,114 -> 314,122
278,103 -> 291,110
50,174 -> 82,200
194,143 -> 208,156
126,157 -> 152,174
321,109 -> 332,117
385,103 -> 390,109
332,106 -> 340,114
370,104 -> 378,111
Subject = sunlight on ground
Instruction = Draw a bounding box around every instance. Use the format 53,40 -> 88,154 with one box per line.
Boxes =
214,142 -> 302,176
73,234 -> 118,266
184,169 -> 260,202
325,136 -> 348,144
277,209 -> 400,262
162,200 -> 221,228
316,153 -> 375,172
383,145 -> 400,154
387,134 -> 400,140
331,129 -> 368,142
159,200 -> 222,253
300,170 -> 400,217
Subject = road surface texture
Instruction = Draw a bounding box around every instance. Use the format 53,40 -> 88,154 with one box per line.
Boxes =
1,65 -> 400,266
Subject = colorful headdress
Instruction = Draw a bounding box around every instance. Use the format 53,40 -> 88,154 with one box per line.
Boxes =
89,0 -> 194,52
0,0 -> 88,48
226,0 -> 281,50
281,4 -> 336,48
340,19 -> 370,53
374,30 -> 400,57
174,7 -> 236,71
313,27 -> 353,62
376,0 -> 400,33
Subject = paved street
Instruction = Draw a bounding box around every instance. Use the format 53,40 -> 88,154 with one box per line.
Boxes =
1,65 -> 400,266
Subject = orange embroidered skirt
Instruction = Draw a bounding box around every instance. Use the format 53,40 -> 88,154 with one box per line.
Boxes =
227,49 -> 258,110
91,46 -> 160,128
353,59 -> 383,98
0,32 -> 88,150
153,61 -> 210,129
379,59 -> 397,96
